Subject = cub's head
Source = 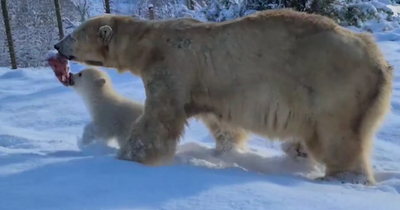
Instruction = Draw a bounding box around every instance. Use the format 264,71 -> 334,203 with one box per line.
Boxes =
70,68 -> 111,97
53,14 -> 123,68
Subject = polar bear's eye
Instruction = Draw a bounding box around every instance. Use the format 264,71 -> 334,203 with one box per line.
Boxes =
78,73 -> 82,77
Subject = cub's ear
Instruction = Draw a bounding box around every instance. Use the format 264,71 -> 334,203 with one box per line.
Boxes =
95,78 -> 106,87
98,25 -> 113,45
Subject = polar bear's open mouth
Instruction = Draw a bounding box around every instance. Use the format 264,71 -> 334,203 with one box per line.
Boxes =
46,50 -> 74,86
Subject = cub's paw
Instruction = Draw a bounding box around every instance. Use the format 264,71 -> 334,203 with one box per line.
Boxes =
76,136 -> 94,150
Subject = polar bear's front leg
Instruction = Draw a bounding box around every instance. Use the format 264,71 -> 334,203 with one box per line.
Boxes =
117,72 -> 187,165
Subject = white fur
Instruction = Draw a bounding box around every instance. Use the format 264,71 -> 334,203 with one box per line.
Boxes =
71,68 -> 143,148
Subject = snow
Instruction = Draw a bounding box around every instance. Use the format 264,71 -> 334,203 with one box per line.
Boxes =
1,36 -> 400,210
1,1 -> 400,209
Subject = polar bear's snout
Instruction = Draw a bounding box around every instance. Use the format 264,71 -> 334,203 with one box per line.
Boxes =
54,34 -> 76,61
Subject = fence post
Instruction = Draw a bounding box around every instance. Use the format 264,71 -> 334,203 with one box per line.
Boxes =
104,0 -> 110,13
54,0 -> 64,39
1,0 -> 17,69
148,4 -> 154,20
187,0 -> 194,10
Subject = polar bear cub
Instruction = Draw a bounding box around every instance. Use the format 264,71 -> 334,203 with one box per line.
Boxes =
70,67 -> 143,148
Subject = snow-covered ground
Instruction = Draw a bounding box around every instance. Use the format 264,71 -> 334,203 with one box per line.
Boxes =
1,1 -> 400,209
0,38 -> 400,209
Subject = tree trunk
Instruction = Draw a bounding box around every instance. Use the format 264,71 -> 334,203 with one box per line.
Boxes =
104,0 -> 110,13
54,0 -> 64,39
1,0 -> 17,69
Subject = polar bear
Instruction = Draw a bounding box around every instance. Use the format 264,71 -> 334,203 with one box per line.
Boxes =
68,67 -> 144,148
53,9 -> 394,184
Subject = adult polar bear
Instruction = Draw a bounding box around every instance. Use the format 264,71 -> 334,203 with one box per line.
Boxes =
54,9 -> 393,185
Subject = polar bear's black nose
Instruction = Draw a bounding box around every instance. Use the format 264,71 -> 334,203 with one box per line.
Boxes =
54,44 -> 60,50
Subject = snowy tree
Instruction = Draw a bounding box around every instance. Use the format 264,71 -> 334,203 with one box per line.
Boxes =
0,0 -> 80,68
71,0 -> 92,21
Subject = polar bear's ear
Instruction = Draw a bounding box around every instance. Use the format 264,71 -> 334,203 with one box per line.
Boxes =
98,25 -> 113,45
95,78 -> 106,87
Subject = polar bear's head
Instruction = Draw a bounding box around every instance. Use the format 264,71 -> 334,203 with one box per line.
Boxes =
70,68 -> 111,98
53,14 -> 123,69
